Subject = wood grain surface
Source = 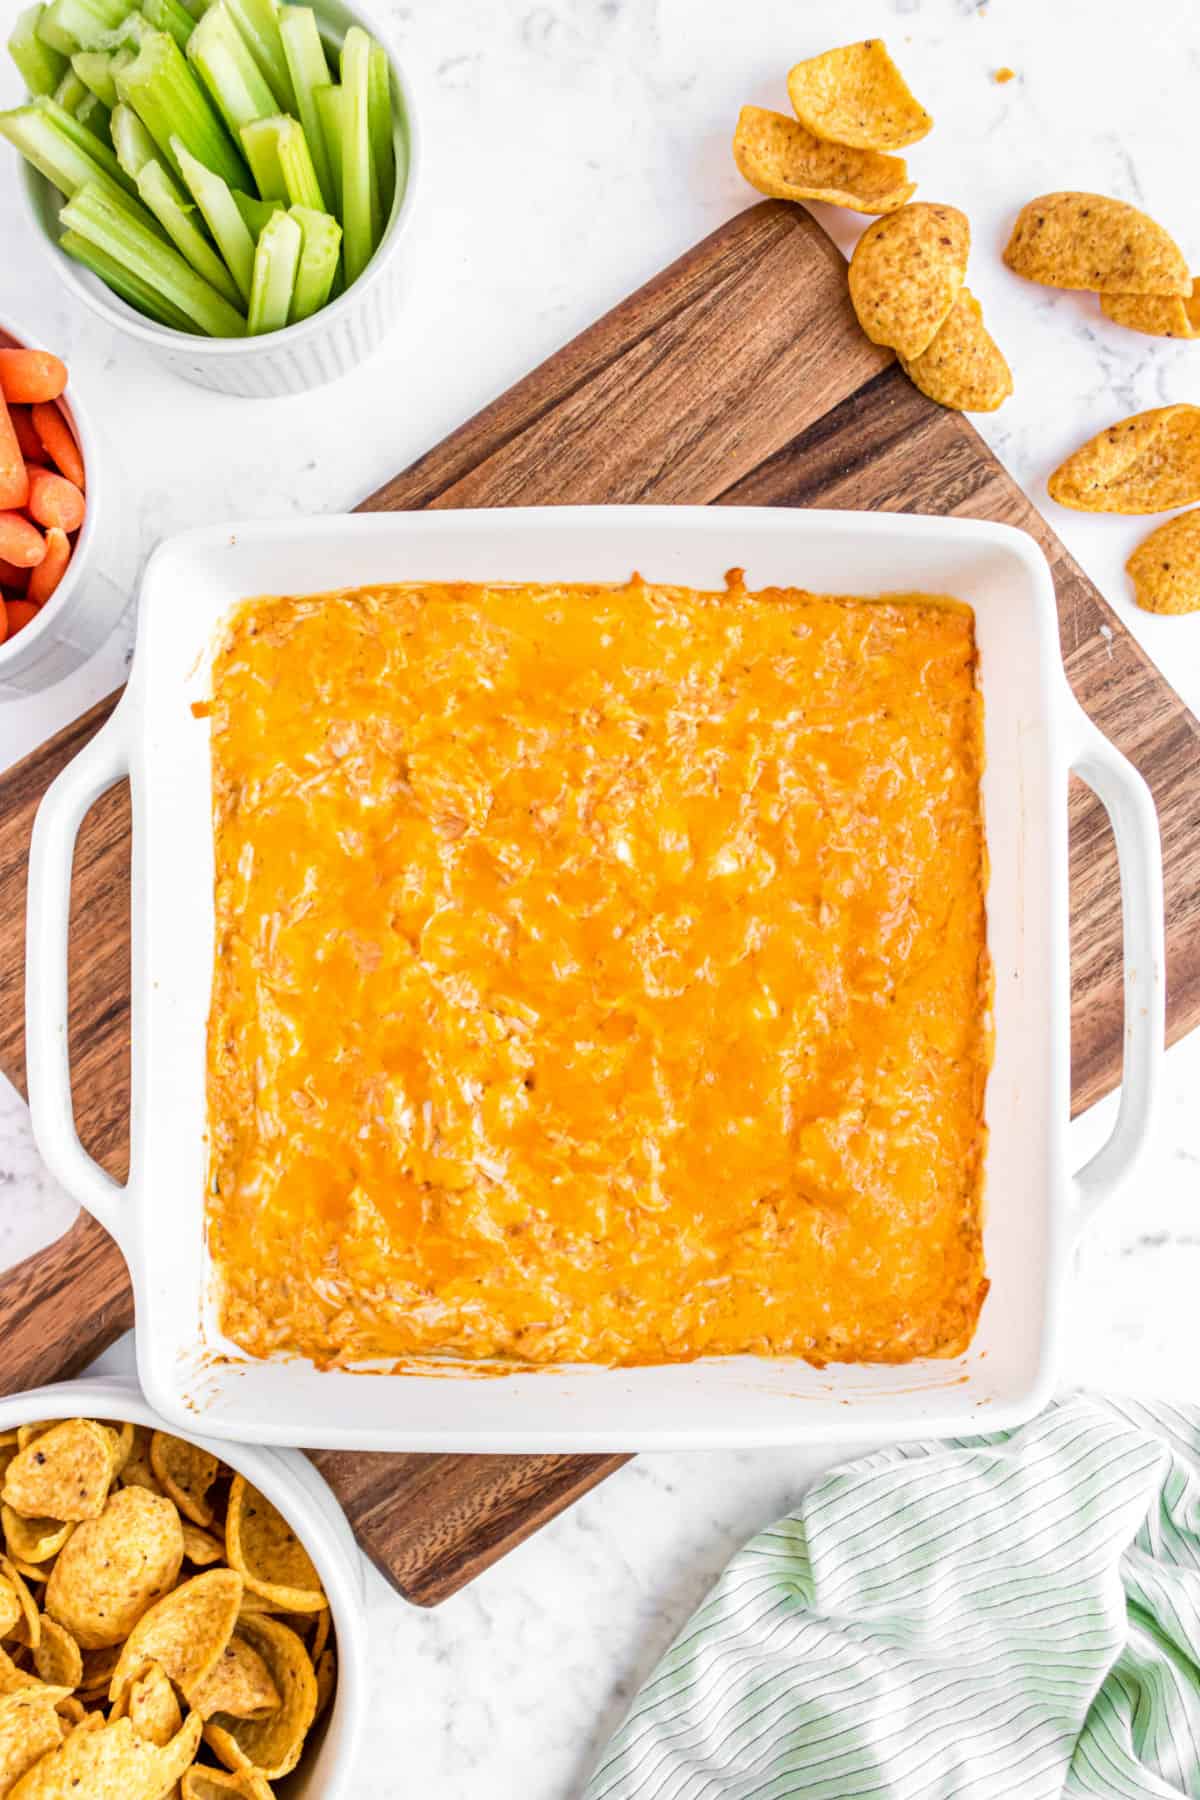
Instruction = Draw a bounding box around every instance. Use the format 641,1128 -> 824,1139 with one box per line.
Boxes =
0,199 -> 1196,1607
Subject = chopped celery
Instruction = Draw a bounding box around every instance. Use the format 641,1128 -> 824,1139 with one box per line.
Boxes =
140,0 -> 196,51
60,224 -> 194,327
224,0 -> 293,111
367,40 -> 393,223
278,7 -> 333,208
53,67 -> 87,109
36,93 -> 134,189
174,134 -> 255,299
115,29 -> 247,188
238,112 -> 283,198
288,203 -> 340,322
73,88 -> 111,140
0,97 -> 137,204
71,47 -> 117,104
339,26 -> 374,284
136,158 -> 244,307
233,186 -> 279,235
110,97 -> 169,179
62,179 -> 247,333
186,2 -> 273,137
246,206 -> 300,333
9,6 -> 69,94
313,81 -> 343,215
36,0 -> 132,56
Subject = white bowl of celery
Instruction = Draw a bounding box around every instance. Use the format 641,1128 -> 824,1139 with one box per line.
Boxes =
3,0 -> 417,394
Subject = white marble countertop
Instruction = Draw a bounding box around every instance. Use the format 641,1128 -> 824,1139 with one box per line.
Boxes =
2,0 -> 1199,1792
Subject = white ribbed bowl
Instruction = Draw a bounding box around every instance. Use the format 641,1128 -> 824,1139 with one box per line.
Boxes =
18,0 -> 419,398
0,313 -> 136,698
0,1375 -> 368,1798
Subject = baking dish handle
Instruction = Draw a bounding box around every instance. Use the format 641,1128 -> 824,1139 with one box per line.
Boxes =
1067,703 -> 1165,1235
25,705 -> 131,1244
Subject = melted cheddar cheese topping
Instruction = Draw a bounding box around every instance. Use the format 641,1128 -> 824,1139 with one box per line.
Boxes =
205,575 -> 991,1369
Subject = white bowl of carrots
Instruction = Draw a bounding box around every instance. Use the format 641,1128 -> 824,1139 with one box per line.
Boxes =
0,317 -> 133,696
8,0 -> 419,399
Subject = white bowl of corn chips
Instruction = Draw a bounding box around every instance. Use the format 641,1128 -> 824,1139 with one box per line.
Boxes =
0,1377 -> 366,1799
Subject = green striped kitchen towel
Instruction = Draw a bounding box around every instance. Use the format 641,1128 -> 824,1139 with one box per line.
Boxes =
585,1395 -> 1200,1799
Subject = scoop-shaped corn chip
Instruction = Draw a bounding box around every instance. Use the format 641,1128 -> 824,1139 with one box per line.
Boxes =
0,1647 -> 42,1700
1102,280 -> 1200,338
109,1569 -> 242,1708
45,1487 -> 183,1651
786,39 -> 932,151
0,1565 -> 39,1652
1004,193 -> 1189,296
193,1634 -> 281,1722
1,1423 -> 112,1526
732,106 -> 914,215
7,1709 -> 202,1800
312,1648 -> 334,1725
0,1589 -> 19,1645
14,1431 -> 51,1456
849,203 -> 970,359
1126,509 -> 1200,614
1,1512 -> 71,1569
150,1434 -> 220,1529
118,1430 -> 162,1499
225,1480 -> 326,1616
31,1621 -> 80,1692
0,1691 -> 63,1798
0,1439 -> 17,1453
101,1424 -> 134,1482
52,1699 -> 84,1727
307,1610 -> 329,1665
183,1768 -> 276,1799
126,1661 -> 182,1747
1048,405 -> 1200,513
899,289 -> 1012,412
202,1617 -> 316,1782
76,1645 -> 121,1699
183,1526 -> 225,1568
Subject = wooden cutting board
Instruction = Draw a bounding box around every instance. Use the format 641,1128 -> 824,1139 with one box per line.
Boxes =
1,201 -> 1197,1608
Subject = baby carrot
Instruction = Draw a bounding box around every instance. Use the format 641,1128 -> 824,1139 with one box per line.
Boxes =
0,556 -> 27,593
0,349 -> 68,404
27,528 -> 70,606
26,468 -> 85,534
9,405 -> 43,466
31,403 -> 85,490
0,512 -> 45,567
4,598 -> 39,636
0,394 -> 29,511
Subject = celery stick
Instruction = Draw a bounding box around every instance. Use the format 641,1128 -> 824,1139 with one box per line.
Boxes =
54,67 -> 87,109
186,2 -> 273,137
233,186 -> 279,235
246,206 -> 299,333
287,203 -> 339,321
276,115 -> 321,208
367,40 -> 393,222
62,179 -> 247,333
71,47 -> 117,104
37,0 -> 132,55
141,0 -> 196,51
111,96 -> 167,177
174,135 -> 255,299
116,28 -> 247,188
339,25 -> 373,283
9,7 -> 69,94
92,8 -> 148,47
313,81 -> 343,216
37,92 -> 133,188
238,112 -> 284,198
74,89 -> 111,140
60,225 -> 194,327
0,98 -> 136,204
278,7 -> 332,207
223,0 -> 293,111
136,158 -> 243,306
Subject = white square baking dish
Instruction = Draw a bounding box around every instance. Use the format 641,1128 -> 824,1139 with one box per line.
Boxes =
25,508 -> 1165,1451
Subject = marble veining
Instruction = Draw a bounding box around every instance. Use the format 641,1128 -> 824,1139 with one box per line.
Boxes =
2,0 -> 1199,1792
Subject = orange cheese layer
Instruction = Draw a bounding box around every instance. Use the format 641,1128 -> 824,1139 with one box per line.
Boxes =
205,575 -> 991,1369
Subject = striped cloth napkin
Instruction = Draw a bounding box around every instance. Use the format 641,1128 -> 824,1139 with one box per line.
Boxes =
585,1396 -> 1200,1800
